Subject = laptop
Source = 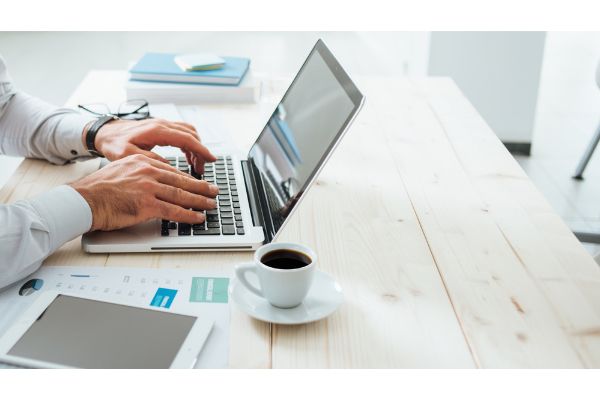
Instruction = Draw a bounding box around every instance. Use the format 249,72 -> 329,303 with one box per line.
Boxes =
82,40 -> 365,253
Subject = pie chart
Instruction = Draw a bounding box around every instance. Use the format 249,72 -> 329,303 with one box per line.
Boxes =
19,279 -> 44,296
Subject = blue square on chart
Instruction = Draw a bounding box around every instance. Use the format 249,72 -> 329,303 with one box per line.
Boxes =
150,288 -> 177,309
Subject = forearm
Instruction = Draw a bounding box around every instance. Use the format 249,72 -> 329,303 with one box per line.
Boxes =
0,91 -> 95,164
0,185 -> 92,290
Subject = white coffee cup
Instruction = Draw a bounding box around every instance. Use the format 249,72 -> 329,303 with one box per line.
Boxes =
235,242 -> 317,308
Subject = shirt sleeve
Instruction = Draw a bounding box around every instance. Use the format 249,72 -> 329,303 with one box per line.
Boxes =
0,54 -> 96,164
0,185 -> 92,290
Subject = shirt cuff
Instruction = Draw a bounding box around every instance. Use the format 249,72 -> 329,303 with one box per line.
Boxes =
56,111 -> 96,161
28,185 -> 93,251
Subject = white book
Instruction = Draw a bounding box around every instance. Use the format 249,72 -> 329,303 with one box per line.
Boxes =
125,73 -> 261,104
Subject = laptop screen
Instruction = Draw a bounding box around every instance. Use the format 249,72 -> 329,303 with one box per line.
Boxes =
247,40 -> 363,240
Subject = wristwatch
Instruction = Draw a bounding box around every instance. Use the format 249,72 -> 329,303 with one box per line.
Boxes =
85,115 -> 119,157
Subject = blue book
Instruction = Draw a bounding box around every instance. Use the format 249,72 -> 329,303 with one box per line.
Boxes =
129,53 -> 250,86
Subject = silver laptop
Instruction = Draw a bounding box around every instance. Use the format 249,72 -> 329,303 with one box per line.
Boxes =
83,40 -> 365,253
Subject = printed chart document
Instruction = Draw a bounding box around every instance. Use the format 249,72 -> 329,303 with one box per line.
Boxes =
0,267 -> 231,368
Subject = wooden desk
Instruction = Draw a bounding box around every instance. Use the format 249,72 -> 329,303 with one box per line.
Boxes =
2,71 -> 600,368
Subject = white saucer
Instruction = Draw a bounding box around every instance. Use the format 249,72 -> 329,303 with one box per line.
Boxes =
229,270 -> 343,325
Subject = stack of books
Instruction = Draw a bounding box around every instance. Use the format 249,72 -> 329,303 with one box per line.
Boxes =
125,53 -> 261,104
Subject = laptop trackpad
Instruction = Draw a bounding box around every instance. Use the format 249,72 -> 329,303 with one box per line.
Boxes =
85,220 -> 158,244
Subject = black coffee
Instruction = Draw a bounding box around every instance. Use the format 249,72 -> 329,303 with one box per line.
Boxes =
260,249 -> 312,270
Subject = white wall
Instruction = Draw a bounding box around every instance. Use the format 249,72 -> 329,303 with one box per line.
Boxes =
0,32 -> 429,106
533,32 -> 600,157
428,32 -> 546,146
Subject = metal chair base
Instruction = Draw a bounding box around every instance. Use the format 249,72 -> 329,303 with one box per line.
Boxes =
573,121 -> 600,180
574,231 -> 600,245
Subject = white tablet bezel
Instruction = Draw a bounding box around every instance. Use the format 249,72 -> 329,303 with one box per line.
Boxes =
0,291 -> 213,369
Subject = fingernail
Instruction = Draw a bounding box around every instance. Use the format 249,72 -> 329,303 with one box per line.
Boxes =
197,213 -> 205,222
209,183 -> 219,193
209,199 -> 217,208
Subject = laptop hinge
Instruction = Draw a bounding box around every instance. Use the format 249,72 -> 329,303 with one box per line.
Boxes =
241,160 -> 273,243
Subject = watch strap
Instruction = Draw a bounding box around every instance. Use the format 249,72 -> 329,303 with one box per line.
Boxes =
85,115 -> 118,157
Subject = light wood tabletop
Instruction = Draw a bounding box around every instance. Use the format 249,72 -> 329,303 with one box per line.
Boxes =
2,71 -> 600,368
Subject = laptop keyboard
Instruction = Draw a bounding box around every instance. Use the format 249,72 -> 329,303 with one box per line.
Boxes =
160,155 -> 245,237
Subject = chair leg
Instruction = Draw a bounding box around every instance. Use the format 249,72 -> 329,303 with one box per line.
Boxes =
574,231 -> 600,244
573,120 -> 600,180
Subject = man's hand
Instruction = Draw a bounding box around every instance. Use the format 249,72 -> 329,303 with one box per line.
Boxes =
70,154 -> 219,231
84,118 -> 217,174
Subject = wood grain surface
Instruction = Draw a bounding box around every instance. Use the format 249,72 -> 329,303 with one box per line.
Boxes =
2,71 -> 598,367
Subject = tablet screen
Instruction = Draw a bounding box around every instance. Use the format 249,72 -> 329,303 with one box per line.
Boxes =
7,295 -> 197,368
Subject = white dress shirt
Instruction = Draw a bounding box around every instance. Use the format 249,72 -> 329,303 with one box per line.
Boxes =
0,55 -> 96,290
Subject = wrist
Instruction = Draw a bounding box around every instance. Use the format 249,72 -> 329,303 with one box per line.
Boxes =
84,115 -> 119,157
81,120 -> 94,151
69,182 -> 99,231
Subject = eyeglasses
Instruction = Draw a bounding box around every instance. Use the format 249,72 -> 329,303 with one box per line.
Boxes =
78,99 -> 150,120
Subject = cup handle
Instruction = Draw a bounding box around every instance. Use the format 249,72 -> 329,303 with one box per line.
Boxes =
235,262 -> 264,298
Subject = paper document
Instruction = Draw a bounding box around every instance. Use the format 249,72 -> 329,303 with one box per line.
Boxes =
0,266 -> 231,368
149,103 -> 238,156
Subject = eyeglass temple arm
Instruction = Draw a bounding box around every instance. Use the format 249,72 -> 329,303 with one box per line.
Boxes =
77,105 -> 105,116
117,101 -> 149,116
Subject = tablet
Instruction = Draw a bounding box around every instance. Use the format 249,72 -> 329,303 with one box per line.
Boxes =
0,291 -> 213,368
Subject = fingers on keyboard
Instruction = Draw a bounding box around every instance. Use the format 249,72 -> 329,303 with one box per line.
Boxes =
160,155 -> 245,236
